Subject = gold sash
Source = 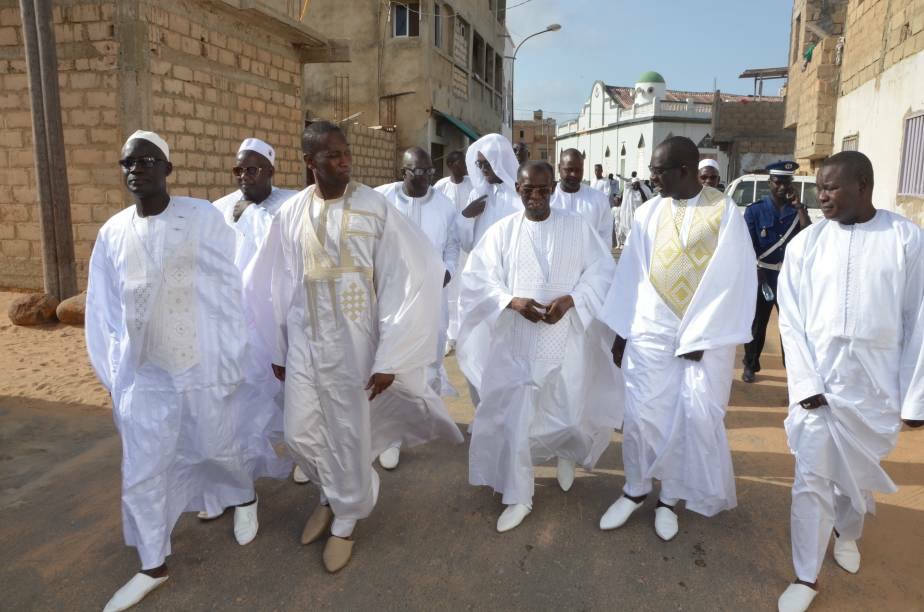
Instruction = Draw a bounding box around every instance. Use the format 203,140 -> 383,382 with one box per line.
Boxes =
649,187 -> 725,319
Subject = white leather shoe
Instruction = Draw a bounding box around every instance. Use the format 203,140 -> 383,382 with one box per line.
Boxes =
496,503 -> 532,533
378,447 -> 400,470
833,537 -> 860,573
292,465 -> 310,484
777,583 -> 817,612
197,509 -> 222,520
233,498 -> 259,545
103,573 -> 169,612
557,457 -> 576,492
654,505 -> 679,541
599,496 -> 643,530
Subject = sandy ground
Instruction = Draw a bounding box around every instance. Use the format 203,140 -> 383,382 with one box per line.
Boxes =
1,289 -> 923,611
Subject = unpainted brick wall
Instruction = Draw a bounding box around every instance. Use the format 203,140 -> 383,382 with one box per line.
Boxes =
344,122 -> 397,189
840,0 -> 924,96
0,1 -> 120,290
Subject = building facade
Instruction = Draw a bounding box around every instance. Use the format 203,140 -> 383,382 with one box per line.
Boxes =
513,110 -> 556,161
712,94 -> 795,181
301,0 -> 510,179
0,0 -> 353,290
784,0 -> 924,223
555,72 -> 740,187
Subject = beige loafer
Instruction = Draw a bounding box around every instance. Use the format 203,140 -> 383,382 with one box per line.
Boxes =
323,536 -> 354,573
300,504 -> 334,545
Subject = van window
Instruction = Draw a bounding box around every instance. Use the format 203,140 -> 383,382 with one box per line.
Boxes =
802,182 -> 819,208
731,181 -> 754,206
755,181 -> 772,204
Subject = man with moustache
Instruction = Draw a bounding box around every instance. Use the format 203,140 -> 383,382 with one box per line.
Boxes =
552,148 -> 615,246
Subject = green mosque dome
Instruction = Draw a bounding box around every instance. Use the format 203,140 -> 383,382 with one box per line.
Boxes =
637,71 -> 666,83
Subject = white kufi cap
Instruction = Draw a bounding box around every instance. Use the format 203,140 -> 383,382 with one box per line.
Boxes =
238,138 -> 275,166
698,159 -> 720,171
125,130 -> 170,161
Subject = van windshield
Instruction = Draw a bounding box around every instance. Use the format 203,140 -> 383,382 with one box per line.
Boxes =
803,183 -> 819,208
731,181 -> 754,206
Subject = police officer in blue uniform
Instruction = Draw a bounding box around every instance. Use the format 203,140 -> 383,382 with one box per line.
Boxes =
741,161 -> 812,383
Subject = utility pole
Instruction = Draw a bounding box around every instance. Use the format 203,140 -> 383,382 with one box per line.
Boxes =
19,0 -> 77,300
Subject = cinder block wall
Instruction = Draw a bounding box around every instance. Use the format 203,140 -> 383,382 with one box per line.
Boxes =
0,0 -> 307,291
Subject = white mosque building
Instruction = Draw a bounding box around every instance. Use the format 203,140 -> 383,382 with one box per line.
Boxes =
555,71 -> 740,186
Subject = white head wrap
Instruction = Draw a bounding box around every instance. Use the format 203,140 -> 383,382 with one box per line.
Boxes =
238,137 -> 275,166
698,158 -> 720,171
465,133 -> 519,195
125,130 -> 170,160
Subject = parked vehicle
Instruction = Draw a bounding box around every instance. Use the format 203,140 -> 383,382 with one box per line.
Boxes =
725,174 -> 822,222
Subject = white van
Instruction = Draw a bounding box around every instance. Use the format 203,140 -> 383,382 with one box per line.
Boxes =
725,174 -> 823,222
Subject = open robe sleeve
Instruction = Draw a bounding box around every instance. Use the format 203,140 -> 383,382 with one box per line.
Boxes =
674,199 -> 757,355
900,227 -> 924,420
777,232 -> 827,404
443,213 -> 462,278
571,221 -> 616,331
243,213 -> 296,367
371,203 -> 445,375
456,189 -> 480,252
85,233 -> 121,392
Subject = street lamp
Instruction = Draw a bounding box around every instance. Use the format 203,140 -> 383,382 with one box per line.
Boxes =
508,23 -> 561,134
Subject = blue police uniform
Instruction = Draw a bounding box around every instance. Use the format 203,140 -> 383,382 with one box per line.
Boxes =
742,161 -> 806,376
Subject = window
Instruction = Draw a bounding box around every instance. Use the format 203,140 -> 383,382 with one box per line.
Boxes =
898,113 -> 924,196
841,134 -> 858,151
455,18 -> 469,66
433,3 -> 442,48
392,2 -> 420,38
519,129 -> 524,138
472,32 -> 485,79
494,53 -> 503,91
485,44 -> 495,86
791,14 -> 802,65
731,180 -> 756,207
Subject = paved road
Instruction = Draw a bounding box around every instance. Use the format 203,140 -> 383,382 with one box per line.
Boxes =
2,316 -> 923,611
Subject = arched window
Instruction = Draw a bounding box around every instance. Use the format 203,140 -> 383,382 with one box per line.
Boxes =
604,146 -> 611,157
620,144 -> 626,156
637,135 -> 645,148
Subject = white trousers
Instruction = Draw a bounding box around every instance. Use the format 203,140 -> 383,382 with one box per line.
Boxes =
791,463 -> 867,583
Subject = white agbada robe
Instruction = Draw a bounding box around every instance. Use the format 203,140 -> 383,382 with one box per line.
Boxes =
213,186 -> 298,270
599,186 -> 756,515
374,182 -> 460,396
244,182 -> 464,522
85,197 -> 268,569
777,209 -> 924,582
459,209 -> 624,505
435,175 -> 474,341
551,183 -> 614,246
457,134 -> 524,253
591,177 -> 611,197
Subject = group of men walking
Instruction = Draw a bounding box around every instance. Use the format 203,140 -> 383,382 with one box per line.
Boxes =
85,124 -> 922,612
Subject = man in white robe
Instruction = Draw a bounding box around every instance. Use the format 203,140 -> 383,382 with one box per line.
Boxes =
590,163 -> 611,196
775,152 -> 924,612
456,134 -> 524,406
616,177 -> 649,247
86,131 -> 272,611
245,122 -> 463,573
552,148 -> 614,246
598,137 -> 756,541
459,161 -> 623,532
375,146 -> 461,468
211,138 -> 301,490
435,149 -> 473,352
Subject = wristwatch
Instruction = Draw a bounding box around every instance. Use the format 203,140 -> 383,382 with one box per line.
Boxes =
799,395 -> 826,409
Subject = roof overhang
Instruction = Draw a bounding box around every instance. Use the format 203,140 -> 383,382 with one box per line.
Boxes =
432,110 -> 481,142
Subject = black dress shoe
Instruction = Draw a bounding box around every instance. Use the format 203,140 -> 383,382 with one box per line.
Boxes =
742,367 -> 756,383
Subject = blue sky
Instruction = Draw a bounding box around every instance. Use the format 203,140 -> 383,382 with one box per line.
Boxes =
507,0 -> 793,120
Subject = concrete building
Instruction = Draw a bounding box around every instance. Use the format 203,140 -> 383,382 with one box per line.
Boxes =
513,110 -> 556,162
555,72 -> 740,187
0,0 -> 397,291
711,93 -> 795,181
784,0 -> 924,223
302,0 -> 510,179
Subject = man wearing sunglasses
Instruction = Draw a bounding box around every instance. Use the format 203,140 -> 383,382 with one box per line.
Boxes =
459,160 -> 622,533
374,147 -> 462,469
86,131 -> 266,611
598,136 -> 756,542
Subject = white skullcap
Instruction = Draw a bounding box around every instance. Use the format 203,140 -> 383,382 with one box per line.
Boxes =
238,138 -> 275,166
125,130 -> 170,160
698,159 -> 720,171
